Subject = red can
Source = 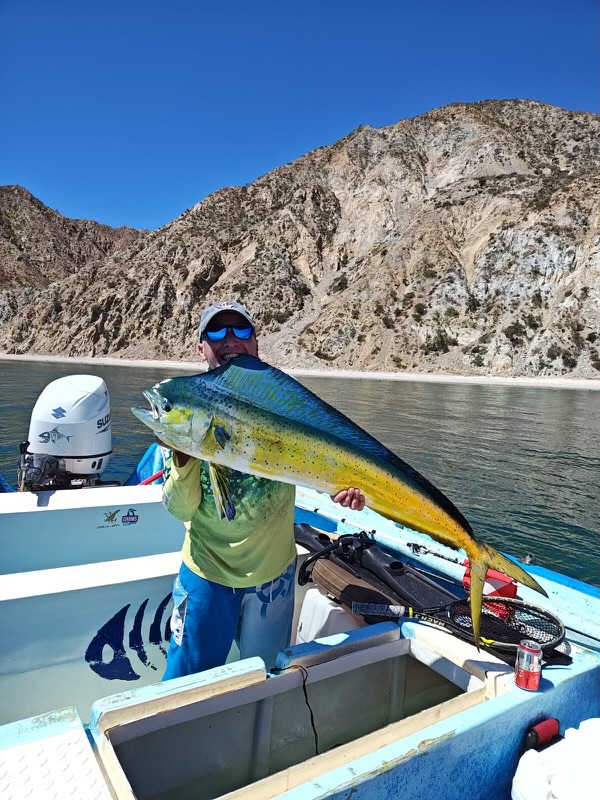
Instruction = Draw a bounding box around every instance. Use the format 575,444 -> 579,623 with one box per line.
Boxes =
514,639 -> 542,690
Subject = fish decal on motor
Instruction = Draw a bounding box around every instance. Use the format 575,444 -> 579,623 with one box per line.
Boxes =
38,426 -> 73,444
131,355 -> 547,645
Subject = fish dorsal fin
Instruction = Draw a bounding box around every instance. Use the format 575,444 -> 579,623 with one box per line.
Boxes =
197,356 -> 472,534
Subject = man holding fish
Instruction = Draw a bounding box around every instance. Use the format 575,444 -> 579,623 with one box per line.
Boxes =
158,301 -> 365,680
133,301 -> 547,675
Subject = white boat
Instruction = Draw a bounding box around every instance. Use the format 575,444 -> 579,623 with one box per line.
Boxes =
0,374 -> 598,799
1,477 -> 599,800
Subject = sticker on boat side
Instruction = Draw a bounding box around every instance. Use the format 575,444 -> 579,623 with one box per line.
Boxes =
85,593 -> 172,680
97,508 -> 140,528
122,508 -> 139,525
102,509 -> 120,525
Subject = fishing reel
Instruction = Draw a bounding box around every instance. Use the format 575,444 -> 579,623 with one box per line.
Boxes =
297,531 -> 376,586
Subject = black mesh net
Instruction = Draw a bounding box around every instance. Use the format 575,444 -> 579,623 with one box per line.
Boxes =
444,598 -> 564,649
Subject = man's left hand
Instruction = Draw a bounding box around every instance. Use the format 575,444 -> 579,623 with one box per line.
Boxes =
331,487 -> 366,511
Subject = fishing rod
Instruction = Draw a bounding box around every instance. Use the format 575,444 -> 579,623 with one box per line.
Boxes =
138,469 -> 165,485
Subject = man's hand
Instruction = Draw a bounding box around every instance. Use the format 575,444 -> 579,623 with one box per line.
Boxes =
331,487 -> 366,511
155,438 -> 190,467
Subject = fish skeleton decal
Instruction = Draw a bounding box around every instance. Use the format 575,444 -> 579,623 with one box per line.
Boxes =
38,426 -> 73,444
131,355 -> 546,644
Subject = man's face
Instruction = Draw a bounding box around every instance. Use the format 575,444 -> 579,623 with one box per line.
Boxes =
197,311 -> 258,369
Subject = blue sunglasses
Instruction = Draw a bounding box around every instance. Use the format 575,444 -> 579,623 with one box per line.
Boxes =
203,324 -> 254,342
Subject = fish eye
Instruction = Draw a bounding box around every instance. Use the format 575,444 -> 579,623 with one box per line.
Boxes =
161,399 -> 172,412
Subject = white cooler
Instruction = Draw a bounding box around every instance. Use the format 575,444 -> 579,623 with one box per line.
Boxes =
295,586 -> 366,643
511,718 -> 600,800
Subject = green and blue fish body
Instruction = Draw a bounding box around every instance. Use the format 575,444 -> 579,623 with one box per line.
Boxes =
131,355 -> 546,644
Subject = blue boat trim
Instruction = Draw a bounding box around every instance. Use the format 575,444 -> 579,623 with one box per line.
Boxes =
295,506 -> 339,533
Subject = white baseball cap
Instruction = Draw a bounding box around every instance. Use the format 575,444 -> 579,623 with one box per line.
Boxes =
198,301 -> 255,339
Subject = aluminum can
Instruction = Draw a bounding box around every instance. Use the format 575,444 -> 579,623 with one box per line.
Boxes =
514,639 -> 542,690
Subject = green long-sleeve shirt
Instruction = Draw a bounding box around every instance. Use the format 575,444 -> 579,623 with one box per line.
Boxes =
162,456 -> 296,588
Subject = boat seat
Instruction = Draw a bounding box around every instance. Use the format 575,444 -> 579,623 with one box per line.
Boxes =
276,620 -> 401,670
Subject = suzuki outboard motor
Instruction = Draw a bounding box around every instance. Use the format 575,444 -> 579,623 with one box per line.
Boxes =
18,375 -> 113,490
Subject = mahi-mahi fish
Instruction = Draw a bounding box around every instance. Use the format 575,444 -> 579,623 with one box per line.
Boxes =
131,355 -> 546,644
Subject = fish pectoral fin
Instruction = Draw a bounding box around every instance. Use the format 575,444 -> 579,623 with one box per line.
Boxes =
208,463 -> 236,522
204,418 -> 231,450
214,425 -> 230,448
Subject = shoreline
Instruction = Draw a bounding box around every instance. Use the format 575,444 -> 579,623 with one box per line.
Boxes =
1,353 -> 598,390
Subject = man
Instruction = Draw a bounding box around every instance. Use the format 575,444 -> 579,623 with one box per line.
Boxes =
161,300 -> 365,679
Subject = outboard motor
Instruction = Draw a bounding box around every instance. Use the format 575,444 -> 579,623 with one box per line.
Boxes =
18,375 -> 114,490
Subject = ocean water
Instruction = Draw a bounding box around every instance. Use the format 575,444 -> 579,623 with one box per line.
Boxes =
1,359 -> 598,586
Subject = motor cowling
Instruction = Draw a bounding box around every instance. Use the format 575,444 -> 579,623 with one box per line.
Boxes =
20,375 -> 113,489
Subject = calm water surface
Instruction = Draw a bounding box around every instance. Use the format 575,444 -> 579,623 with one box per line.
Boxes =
1,360 -> 598,586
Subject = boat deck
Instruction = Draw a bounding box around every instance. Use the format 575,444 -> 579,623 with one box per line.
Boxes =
0,708 -> 112,800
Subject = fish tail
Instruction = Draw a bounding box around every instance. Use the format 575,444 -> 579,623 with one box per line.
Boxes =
481,543 -> 548,597
467,543 -> 548,649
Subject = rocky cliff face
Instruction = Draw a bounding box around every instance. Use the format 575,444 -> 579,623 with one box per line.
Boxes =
0,185 -> 140,329
1,100 -> 598,377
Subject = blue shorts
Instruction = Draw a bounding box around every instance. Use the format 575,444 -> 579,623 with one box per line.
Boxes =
162,560 -> 296,680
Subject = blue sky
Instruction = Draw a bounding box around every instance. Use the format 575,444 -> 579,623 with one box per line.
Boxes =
1,0 -> 598,231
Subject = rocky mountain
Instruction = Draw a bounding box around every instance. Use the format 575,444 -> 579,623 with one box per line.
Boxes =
1,100 -> 598,378
0,185 -> 140,328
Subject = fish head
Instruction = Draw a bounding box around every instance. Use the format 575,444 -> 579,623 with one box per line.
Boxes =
131,377 -> 200,453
